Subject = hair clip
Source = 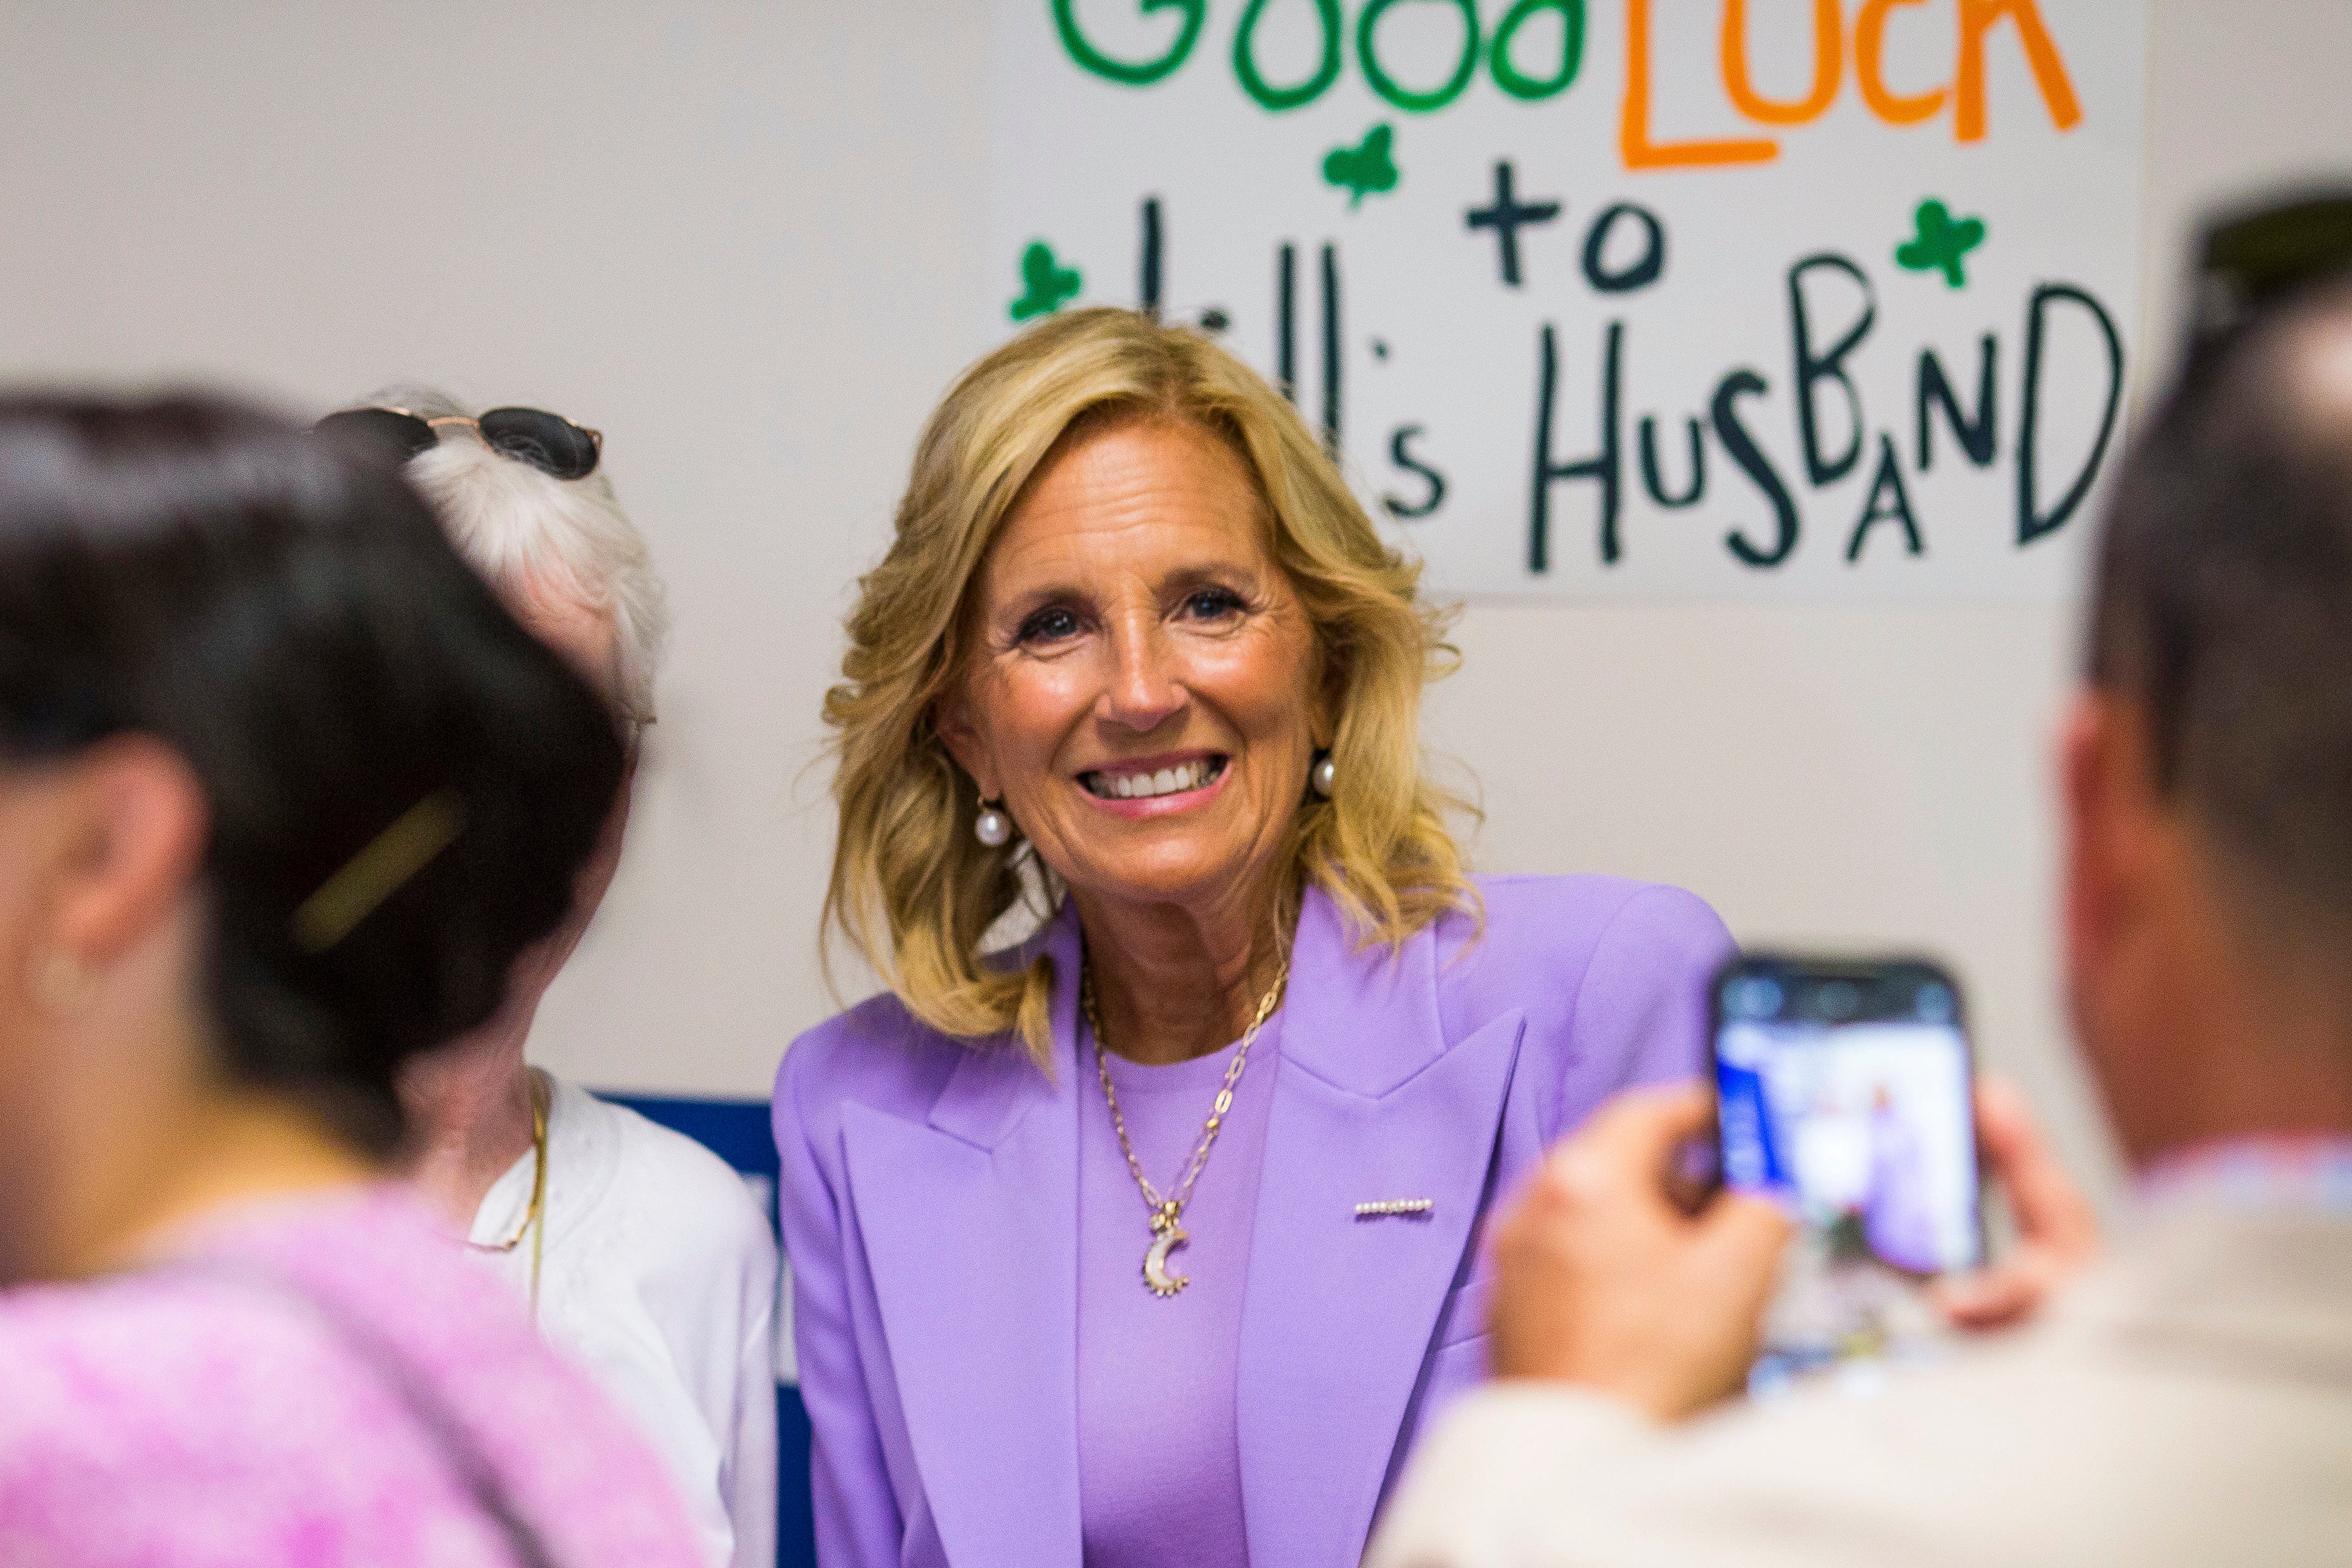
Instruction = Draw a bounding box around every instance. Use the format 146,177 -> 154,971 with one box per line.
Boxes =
292,789 -> 468,953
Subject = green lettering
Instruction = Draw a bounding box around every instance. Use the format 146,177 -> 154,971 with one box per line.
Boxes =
1491,0 -> 1584,101
1359,0 -> 1480,113
1235,0 -> 1343,111
1051,0 -> 1205,87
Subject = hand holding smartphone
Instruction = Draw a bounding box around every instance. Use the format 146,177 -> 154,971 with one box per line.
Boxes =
1711,955 -> 1984,1388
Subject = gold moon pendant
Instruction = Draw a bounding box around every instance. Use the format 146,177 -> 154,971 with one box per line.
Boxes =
1142,1221 -> 1190,1297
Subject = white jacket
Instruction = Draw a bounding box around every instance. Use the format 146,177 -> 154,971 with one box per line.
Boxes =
470,1076 -> 780,1568
1369,1201 -> 2352,1568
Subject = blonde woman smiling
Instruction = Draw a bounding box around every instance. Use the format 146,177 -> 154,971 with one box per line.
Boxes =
774,310 -> 1734,1568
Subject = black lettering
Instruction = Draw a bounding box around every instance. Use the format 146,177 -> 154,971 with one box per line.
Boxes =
1276,242 -> 1297,401
1466,160 -> 1562,289
1916,336 -> 1997,470
1530,320 -> 1623,572
2019,282 -> 2124,546
1383,425 -> 1447,519
1711,368 -> 1801,568
1581,203 -> 1666,294
1788,253 -> 1876,488
1320,242 -> 1342,457
1140,197 -> 1163,319
1846,433 -> 1924,561
1638,415 -> 1704,507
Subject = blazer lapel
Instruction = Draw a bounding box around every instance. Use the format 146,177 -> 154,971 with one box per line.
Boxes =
840,910 -> 1085,1568
1238,891 -> 1527,1568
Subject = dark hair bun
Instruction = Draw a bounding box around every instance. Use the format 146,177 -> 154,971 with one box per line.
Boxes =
0,395 -> 624,1152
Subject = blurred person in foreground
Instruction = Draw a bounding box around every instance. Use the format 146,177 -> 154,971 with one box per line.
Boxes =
1369,197 -> 2352,1568
0,395 -> 703,1564
318,391 -> 778,1568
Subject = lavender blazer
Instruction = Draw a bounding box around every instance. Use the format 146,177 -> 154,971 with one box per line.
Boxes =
773,874 -> 1734,1568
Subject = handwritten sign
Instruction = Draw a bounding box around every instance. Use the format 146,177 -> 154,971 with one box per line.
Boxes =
989,0 -> 2145,599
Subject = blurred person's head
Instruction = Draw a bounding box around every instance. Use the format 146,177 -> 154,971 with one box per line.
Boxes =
2068,228 -> 2352,1164
0,395 -> 624,1280
379,388 -> 663,730
360,388 -> 665,1039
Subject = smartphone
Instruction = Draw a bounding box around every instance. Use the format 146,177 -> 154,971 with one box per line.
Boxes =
1710,954 -> 1983,1388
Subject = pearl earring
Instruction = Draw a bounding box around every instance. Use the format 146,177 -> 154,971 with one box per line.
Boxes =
1310,752 -> 1336,798
975,798 -> 1012,847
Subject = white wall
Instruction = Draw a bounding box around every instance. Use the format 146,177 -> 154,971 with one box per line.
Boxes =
1,2 -> 2345,1194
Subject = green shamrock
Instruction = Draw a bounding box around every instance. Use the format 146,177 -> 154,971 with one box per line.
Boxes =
1895,199 -> 1987,289
1009,242 -> 1082,322
1322,124 -> 1399,210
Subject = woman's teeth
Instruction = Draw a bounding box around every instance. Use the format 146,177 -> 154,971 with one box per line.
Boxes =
1085,758 -> 1223,800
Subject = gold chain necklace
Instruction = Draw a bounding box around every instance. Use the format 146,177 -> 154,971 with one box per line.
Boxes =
466,1068 -> 550,1317
1081,956 -> 1288,1298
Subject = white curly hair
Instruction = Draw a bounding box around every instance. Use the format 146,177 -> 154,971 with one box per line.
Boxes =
364,385 -> 667,725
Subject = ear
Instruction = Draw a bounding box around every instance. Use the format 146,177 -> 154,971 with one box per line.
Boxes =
49,736 -> 209,973
931,693 -> 999,800
2059,688 -> 2167,1013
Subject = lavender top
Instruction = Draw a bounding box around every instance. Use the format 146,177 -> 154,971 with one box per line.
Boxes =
0,1185 -> 705,1567
1078,1012 -> 1285,1568
776,875 -> 1737,1568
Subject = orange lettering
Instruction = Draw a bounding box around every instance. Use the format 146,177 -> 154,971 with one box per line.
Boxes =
1623,0 -> 1779,170
1956,0 -> 2082,142
1722,0 -> 1843,126
1855,0 -> 1947,124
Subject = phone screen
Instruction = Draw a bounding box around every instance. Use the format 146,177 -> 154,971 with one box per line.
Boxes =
1713,957 -> 1982,1387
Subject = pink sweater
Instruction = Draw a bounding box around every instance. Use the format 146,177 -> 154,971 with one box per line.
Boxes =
0,1185 -> 705,1567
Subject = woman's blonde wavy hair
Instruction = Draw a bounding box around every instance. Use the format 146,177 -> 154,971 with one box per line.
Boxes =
824,307 -> 1475,1061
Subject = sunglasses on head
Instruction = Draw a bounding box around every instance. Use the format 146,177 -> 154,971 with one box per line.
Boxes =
315,405 -> 604,481
2187,191 -> 2352,372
